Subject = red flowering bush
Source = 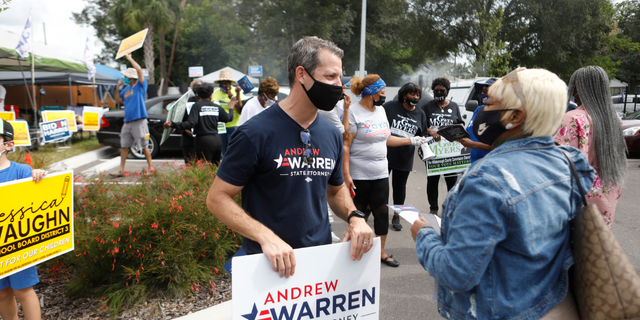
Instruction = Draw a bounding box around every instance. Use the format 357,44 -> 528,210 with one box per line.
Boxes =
58,161 -> 241,315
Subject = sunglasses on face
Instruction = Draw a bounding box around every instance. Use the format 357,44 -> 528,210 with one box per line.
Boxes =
300,129 -> 313,165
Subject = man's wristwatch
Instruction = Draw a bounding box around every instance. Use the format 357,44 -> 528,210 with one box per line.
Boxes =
347,210 -> 366,223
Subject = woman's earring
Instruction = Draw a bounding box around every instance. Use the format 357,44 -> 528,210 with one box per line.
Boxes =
505,123 -> 513,130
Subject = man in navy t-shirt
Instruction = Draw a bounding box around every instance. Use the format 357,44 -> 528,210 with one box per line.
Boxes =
112,53 -> 152,177
206,36 -> 374,278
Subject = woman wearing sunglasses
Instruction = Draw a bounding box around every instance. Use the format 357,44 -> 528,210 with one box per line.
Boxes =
411,68 -> 594,320
344,74 -> 428,268
422,78 -> 465,215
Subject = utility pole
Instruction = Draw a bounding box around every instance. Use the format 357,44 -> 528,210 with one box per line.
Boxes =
358,0 -> 367,78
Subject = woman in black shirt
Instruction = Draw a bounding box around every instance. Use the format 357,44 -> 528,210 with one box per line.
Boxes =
420,78 -> 464,215
384,82 -> 428,231
164,83 -> 234,165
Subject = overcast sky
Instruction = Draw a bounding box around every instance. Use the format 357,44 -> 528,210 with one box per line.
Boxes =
0,0 -> 102,63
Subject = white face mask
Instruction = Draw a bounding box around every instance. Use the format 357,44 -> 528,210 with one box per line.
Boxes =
263,94 -> 276,108
0,142 -> 7,157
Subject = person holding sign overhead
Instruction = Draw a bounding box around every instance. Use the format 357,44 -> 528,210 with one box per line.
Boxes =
206,37 -> 374,278
164,83 -> 233,166
0,119 -> 47,320
212,70 -> 245,155
112,53 -> 153,177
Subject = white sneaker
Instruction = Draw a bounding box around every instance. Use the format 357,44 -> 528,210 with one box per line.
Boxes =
331,232 -> 341,243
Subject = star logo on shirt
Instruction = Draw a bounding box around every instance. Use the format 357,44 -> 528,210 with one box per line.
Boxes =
305,177 -> 312,183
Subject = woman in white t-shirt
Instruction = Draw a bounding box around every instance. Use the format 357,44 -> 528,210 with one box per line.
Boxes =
343,74 -> 428,268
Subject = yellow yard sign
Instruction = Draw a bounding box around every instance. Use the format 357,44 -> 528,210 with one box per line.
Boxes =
0,112 -> 15,121
42,111 -> 78,132
115,29 -> 149,59
82,107 -> 102,131
0,171 -> 74,279
9,121 -> 30,147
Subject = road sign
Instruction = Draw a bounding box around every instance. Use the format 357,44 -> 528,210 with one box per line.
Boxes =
248,66 -> 262,77
188,66 -> 204,77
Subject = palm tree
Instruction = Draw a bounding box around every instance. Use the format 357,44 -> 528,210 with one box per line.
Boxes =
112,0 -> 180,87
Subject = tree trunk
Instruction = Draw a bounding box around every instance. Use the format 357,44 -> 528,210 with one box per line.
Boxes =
143,22 -> 156,85
159,30 -> 168,95
167,0 -> 187,83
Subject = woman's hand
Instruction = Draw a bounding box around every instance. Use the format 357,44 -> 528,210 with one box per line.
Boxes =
163,121 -> 172,129
457,137 -> 473,148
427,128 -> 441,142
410,215 -> 432,242
185,129 -> 194,137
344,174 -> 355,193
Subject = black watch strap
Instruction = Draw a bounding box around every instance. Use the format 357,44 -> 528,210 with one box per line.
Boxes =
348,210 -> 366,223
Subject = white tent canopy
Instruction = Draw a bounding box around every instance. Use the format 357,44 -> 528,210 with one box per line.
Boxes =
198,66 -> 259,85
611,79 -> 628,89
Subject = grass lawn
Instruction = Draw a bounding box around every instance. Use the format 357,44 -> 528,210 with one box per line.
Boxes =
7,131 -> 104,169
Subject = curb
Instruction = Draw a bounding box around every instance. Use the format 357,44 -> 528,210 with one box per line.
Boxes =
48,146 -> 116,171
174,300 -> 232,320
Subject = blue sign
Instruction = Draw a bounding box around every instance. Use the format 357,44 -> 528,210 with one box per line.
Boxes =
237,75 -> 254,94
248,66 -> 262,77
41,118 -> 71,143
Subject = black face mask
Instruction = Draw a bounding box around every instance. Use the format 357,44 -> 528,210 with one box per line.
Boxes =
406,98 -> 419,107
373,95 -> 386,106
472,107 -> 515,145
301,69 -> 344,111
434,90 -> 447,102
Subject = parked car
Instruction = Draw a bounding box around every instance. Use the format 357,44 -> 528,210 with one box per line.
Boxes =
242,87 -> 290,103
622,110 -> 640,155
97,94 -> 184,158
613,94 -> 640,115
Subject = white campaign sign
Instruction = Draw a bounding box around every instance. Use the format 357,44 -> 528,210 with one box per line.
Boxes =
233,239 -> 381,320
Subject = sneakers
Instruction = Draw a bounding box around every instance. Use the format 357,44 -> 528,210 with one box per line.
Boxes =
391,215 -> 402,231
331,232 -> 341,243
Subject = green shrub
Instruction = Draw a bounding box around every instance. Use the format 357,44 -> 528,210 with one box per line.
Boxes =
58,161 -> 241,316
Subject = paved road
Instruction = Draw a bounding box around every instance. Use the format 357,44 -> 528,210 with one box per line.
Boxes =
89,147 -> 640,320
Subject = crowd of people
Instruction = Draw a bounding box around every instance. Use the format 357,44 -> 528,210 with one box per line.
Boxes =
0,34 -> 630,320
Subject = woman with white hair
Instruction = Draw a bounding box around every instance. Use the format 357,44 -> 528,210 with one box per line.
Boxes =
554,65 -> 627,228
411,68 -> 594,320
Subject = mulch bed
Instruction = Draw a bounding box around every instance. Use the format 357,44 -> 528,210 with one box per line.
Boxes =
22,271 -> 231,320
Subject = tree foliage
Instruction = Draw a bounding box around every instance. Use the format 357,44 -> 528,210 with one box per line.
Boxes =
75,0 -> 640,88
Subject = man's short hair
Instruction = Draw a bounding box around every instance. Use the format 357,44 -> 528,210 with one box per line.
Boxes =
488,68 -> 567,137
287,36 -> 344,85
